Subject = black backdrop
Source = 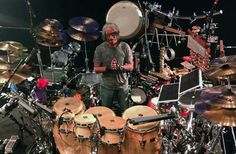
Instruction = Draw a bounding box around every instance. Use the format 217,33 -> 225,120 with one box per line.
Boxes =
0,0 -> 235,70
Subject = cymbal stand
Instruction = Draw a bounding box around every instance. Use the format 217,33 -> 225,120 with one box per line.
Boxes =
36,48 -> 44,77
83,41 -> 90,73
48,45 -> 56,83
206,126 -> 223,153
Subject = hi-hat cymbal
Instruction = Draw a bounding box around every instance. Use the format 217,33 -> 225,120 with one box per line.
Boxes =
196,85 -> 236,109
39,18 -> 64,32
205,56 -> 236,80
0,41 -> 24,51
69,17 -> 99,33
0,70 -> 29,84
195,101 -> 236,127
67,28 -> 100,42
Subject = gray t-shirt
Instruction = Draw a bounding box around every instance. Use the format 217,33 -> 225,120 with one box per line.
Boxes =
93,41 -> 133,89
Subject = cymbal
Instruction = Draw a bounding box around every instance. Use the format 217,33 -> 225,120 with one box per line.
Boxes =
196,85 -> 236,109
205,56 -> 236,80
0,41 -> 24,51
195,101 -> 236,127
53,97 -> 85,116
69,17 -> 99,33
39,18 -> 64,32
36,30 -> 66,40
0,63 -> 10,71
67,28 -> 100,42
36,37 -> 66,47
0,48 -> 28,64
0,70 -> 29,84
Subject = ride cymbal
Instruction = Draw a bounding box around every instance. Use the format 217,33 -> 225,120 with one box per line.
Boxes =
205,56 -> 236,80
69,17 -> 99,33
67,28 -> 100,42
195,85 -> 236,109
195,101 -> 236,127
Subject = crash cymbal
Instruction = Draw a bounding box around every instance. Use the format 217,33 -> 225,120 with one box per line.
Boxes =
0,48 -> 28,64
195,101 -> 236,127
205,56 -> 236,80
0,41 -> 24,51
0,70 -> 29,84
39,18 -> 64,32
195,85 -> 236,109
67,28 -> 100,42
53,97 -> 85,116
36,37 -> 66,47
69,17 -> 99,33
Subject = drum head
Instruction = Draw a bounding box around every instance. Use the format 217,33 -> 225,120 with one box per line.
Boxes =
122,105 -> 159,131
74,113 -> 96,125
85,106 -> 115,119
106,1 -> 144,40
100,116 -> 126,130
130,88 -> 147,104
53,97 -> 85,116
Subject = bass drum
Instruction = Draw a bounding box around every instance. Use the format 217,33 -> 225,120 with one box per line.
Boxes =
106,1 -> 145,40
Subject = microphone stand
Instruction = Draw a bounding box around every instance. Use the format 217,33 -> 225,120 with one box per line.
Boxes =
0,59 -> 24,93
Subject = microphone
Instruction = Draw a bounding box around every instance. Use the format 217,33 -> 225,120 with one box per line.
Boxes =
129,112 -> 175,125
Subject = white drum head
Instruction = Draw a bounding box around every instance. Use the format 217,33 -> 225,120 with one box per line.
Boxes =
106,1 -> 144,40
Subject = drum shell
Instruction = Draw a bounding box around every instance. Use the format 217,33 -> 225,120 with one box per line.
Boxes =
122,105 -> 161,154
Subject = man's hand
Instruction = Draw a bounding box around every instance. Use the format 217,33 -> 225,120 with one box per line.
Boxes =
110,58 -> 119,70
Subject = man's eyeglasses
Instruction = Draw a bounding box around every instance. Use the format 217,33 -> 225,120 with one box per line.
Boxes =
106,32 -> 119,37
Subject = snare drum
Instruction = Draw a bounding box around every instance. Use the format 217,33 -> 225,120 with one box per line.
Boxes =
122,105 -> 161,154
106,1 -> 145,40
52,97 -> 85,153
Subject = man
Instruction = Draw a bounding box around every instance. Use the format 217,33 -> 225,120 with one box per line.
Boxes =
93,23 -> 133,116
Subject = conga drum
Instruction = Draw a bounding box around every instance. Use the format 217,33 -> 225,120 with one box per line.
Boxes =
122,105 -> 161,154
52,97 -> 85,154
85,106 -> 116,120
99,116 -> 127,154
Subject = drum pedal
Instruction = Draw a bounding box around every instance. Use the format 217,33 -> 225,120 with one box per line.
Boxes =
4,135 -> 19,154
